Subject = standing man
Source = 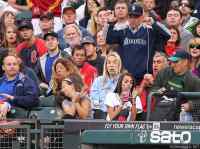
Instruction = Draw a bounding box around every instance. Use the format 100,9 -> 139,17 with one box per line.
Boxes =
106,3 -> 170,83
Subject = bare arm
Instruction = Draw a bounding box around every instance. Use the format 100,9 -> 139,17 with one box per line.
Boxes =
107,106 -> 122,121
75,98 -> 91,119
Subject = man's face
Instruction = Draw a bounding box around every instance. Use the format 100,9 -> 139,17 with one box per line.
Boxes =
3,56 -> 20,78
179,0 -> 191,16
45,36 -> 59,52
153,55 -> 167,76
64,26 -> 81,47
170,59 -> 188,75
114,3 -> 128,20
62,9 -> 76,24
142,0 -> 155,11
40,19 -> 53,31
166,10 -> 182,27
128,15 -> 144,29
83,43 -> 96,58
19,28 -> 33,41
72,49 -> 86,67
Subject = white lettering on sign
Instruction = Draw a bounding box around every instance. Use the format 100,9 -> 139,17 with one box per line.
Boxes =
150,131 -> 191,144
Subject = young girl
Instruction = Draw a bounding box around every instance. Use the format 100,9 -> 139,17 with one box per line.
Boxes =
105,72 -> 140,121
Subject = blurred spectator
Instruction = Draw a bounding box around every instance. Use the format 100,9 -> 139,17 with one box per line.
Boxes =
55,73 -> 91,119
0,55 -> 39,119
79,0 -> 101,36
0,0 -> 29,16
16,20 -> 47,73
105,72 -> 137,121
82,36 -> 105,75
37,12 -> 54,39
76,0 -> 102,22
187,37 -> 200,77
0,11 -> 16,37
193,0 -> 200,19
27,0 -> 63,35
90,51 -> 122,119
113,0 -> 129,30
2,24 -> 19,55
58,5 -> 92,50
96,30 -> 110,57
179,0 -> 199,33
136,52 -> 168,120
166,8 -> 193,49
155,0 -> 172,20
164,26 -> 181,56
50,58 -> 79,95
71,45 -> 97,93
151,50 -> 200,121
106,3 -> 170,83
96,8 -> 110,32
62,24 -> 82,54
36,32 -> 69,90
193,21 -> 200,37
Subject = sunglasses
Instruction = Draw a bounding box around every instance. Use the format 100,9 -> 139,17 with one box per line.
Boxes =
189,44 -> 200,49
63,79 -> 73,85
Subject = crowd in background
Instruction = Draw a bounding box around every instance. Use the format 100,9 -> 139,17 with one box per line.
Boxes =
0,0 -> 199,122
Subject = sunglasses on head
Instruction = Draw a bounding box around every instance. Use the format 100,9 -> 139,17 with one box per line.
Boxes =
63,79 -> 73,85
189,44 -> 200,49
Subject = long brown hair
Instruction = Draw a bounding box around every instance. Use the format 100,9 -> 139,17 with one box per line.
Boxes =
50,58 -> 79,94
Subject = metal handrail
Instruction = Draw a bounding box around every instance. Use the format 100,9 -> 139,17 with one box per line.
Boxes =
146,92 -> 200,121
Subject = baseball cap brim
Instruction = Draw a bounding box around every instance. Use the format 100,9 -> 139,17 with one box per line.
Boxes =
63,6 -> 75,13
168,56 -> 181,62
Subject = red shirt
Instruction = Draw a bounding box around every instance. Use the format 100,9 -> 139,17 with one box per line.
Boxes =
80,62 -> 97,92
16,38 -> 47,57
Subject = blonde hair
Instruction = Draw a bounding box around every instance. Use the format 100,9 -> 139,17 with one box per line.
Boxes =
187,37 -> 200,68
103,51 -> 122,77
50,58 -> 79,94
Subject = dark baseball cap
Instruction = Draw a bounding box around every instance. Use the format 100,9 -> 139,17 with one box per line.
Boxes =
18,20 -> 33,30
63,4 -> 76,14
81,36 -> 95,45
40,12 -> 54,20
128,3 -> 143,17
44,32 -> 58,40
168,50 -> 191,62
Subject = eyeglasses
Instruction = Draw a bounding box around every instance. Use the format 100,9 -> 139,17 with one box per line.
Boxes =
63,79 -> 73,85
189,44 -> 200,49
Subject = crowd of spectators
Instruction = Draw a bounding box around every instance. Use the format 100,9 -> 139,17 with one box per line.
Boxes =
0,0 -> 199,122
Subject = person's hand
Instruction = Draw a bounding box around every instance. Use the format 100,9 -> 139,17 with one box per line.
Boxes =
143,74 -> 154,87
0,94 -> 14,100
181,102 -> 192,112
62,100 -> 76,116
0,103 -> 10,120
143,17 -> 154,27
61,86 -> 76,99
39,83 -> 49,90
115,105 -> 122,113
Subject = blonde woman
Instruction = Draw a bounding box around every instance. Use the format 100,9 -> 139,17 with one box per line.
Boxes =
90,51 -> 123,119
187,37 -> 200,77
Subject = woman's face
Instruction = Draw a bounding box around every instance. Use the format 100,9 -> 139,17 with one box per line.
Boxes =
121,75 -> 133,92
189,44 -> 200,58
55,63 -> 68,80
106,55 -> 120,76
4,14 -> 15,26
6,27 -> 17,44
87,0 -> 98,12
196,24 -> 200,36
97,31 -> 106,46
168,28 -> 178,43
